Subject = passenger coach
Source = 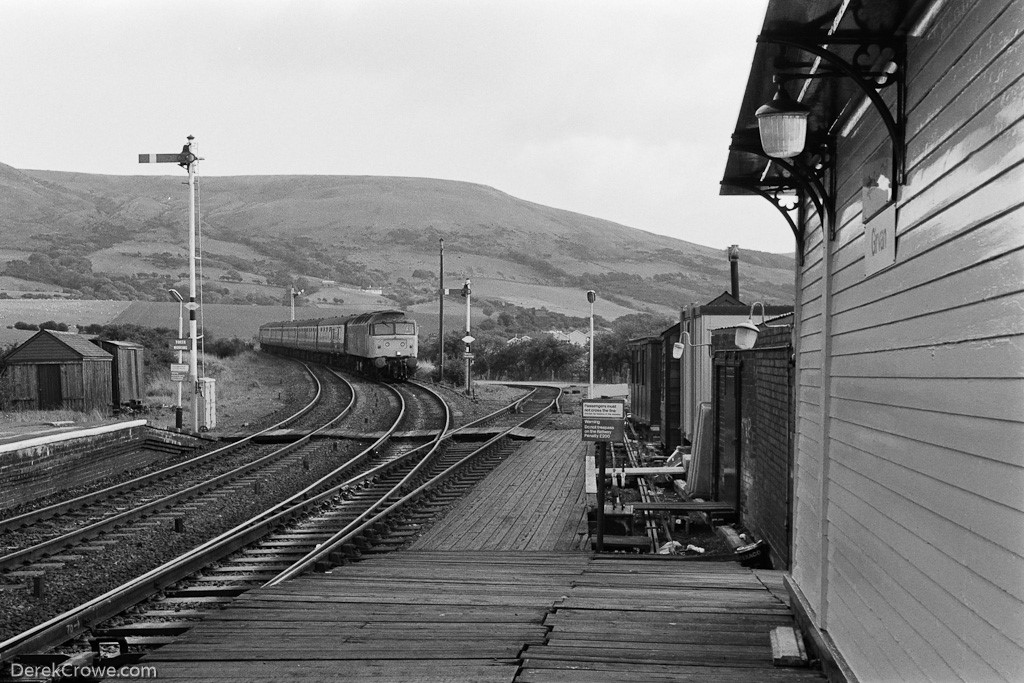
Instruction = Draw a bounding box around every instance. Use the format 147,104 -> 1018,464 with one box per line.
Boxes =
258,310 -> 418,380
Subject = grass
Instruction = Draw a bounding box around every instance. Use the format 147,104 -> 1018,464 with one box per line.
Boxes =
0,351 -> 262,433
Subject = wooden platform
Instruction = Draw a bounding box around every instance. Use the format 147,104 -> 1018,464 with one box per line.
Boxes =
409,429 -> 590,551
142,552 -> 825,682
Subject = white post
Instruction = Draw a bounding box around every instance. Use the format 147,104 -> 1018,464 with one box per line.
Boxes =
176,299 -> 183,415
587,290 -> 596,398
290,288 -> 295,321
186,136 -> 199,433
464,279 -> 471,393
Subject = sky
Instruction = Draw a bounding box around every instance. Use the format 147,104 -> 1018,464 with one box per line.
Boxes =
0,0 -> 794,253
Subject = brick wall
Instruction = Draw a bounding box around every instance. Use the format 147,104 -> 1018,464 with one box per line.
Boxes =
713,326 -> 794,568
0,421 -> 161,511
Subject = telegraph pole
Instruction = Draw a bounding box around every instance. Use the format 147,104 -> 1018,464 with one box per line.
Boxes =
438,239 -> 444,384
140,136 -> 201,432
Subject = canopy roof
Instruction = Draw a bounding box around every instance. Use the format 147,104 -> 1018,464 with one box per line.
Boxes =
720,0 -> 935,249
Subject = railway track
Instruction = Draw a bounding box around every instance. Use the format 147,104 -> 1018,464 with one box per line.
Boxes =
0,382 -> 559,675
0,362 -> 323,546
0,365 -> 408,648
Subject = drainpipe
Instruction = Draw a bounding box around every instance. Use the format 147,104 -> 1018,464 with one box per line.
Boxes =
728,245 -> 740,301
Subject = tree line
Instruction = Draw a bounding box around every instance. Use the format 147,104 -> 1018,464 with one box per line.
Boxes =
420,312 -> 673,386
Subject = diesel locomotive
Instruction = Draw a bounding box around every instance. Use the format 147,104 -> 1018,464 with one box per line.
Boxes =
258,310 -> 418,380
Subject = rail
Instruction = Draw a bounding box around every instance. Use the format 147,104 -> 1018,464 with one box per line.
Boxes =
0,360 -> 324,535
0,371 -> 406,664
263,384 -> 559,586
0,382 -> 548,664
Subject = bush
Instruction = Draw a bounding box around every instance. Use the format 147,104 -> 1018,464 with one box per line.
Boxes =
204,337 -> 253,358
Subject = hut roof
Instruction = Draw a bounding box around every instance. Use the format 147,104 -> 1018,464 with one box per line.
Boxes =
95,339 -> 145,350
3,329 -> 113,364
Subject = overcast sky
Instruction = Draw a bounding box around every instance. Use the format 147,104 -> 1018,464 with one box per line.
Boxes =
1,1 -> 792,253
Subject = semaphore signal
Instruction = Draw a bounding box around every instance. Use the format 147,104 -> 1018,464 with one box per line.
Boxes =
139,135 -> 204,432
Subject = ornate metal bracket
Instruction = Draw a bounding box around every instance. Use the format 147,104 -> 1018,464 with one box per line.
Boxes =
721,177 -> 806,265
757,18 -> 906,192
731,131 -> 836,239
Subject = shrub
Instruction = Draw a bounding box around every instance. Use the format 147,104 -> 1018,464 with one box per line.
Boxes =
204,337 -> 253,358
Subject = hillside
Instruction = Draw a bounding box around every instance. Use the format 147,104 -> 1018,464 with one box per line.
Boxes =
0,163 -> 793,325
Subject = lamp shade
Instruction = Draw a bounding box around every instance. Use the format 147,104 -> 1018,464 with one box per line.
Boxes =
735,320 -> 760,350
756,82 -> 810,159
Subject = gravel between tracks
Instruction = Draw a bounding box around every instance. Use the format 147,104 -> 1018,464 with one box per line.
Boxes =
0,365 -> 543,645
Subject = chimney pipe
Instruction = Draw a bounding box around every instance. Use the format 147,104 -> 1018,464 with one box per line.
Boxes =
728,245 -> 740,301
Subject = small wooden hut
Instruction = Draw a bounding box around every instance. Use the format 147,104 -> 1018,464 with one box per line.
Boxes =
93,339 -> 145,408
0,330 -> 113,412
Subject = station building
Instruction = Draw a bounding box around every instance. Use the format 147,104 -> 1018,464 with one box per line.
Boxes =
721,1 -> 1024,679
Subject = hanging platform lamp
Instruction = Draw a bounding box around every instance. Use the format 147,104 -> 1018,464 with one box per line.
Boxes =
756,79 -> 810,159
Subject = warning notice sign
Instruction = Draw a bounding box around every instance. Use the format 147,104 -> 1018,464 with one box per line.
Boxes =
581,399 -> 625,442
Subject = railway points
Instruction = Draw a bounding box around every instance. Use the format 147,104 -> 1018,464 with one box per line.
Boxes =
136,389 -> 819,680
1,380 -> 824,680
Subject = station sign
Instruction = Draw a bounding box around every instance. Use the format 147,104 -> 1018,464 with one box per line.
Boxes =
170,363 -> 188,382
581,399 -> 625,442
171,339 -> 189,352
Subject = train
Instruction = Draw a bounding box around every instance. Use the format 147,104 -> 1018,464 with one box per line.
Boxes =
258,310 -> 419,380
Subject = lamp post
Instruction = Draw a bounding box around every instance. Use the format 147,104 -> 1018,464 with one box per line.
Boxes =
461,279 -> 473,394
290,287 -> 303,321
168,289 -> 184,429
587,290 -> 596,398
438,239 -> 444,384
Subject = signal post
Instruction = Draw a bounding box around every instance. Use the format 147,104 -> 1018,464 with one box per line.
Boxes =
139,136 -> 203,432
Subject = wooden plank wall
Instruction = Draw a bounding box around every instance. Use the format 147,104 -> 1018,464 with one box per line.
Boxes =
791,1 -> 1024,680
661,325 -> 682,452
792,144 -> 829,617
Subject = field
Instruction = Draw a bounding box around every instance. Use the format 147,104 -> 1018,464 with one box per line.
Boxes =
0,300 -> 134,346
408,277 -> 667,321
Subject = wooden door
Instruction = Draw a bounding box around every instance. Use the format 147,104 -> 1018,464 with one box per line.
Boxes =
37,364 -> 62,410
715,363 -> 741,507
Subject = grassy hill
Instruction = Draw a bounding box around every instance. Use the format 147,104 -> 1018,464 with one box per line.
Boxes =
0,163 -> 794,328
